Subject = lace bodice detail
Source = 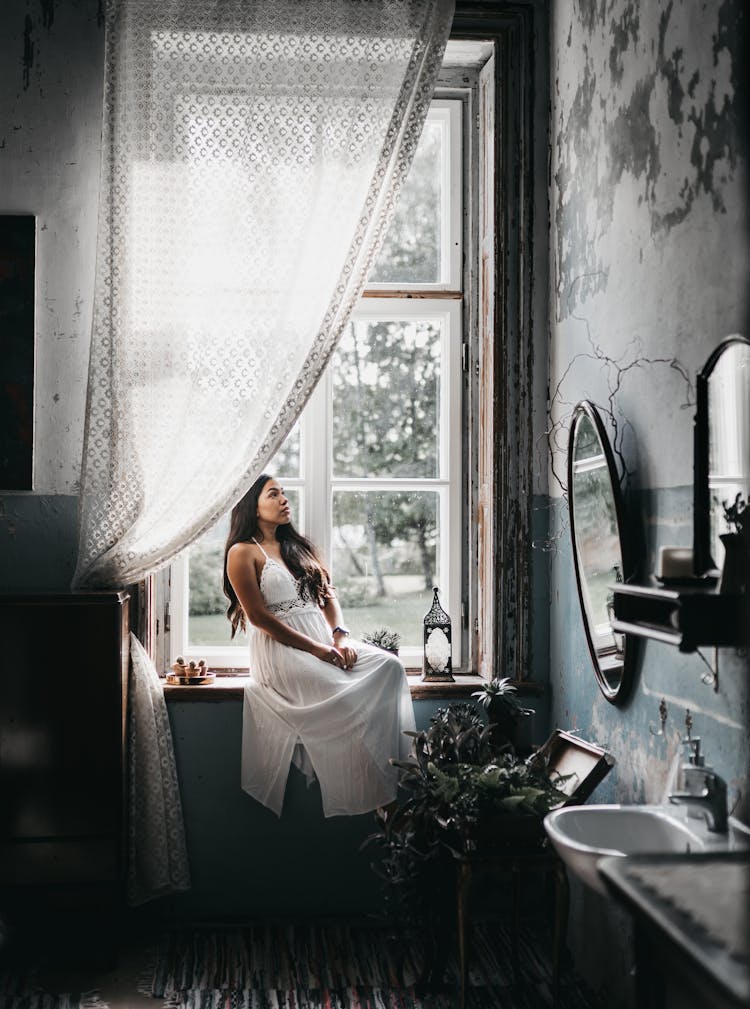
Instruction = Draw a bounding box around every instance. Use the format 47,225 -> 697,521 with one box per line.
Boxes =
259,557 -> 321,618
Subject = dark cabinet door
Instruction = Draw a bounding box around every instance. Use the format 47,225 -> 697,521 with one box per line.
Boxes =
0,593 -> 129,886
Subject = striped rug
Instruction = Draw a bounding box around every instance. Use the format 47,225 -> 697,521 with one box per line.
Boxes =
0,979 -> 106,1009
148,922 -> 603,1009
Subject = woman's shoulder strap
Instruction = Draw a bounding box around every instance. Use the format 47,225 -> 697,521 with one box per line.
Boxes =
251,537 -> 269,559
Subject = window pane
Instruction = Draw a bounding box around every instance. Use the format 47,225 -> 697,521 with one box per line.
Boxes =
187,515 -> 243,648
332,489 -> 439,648
268,421 -> 301,477
332,318 -> 441,478
187,489 -> 301,648
368,121 -> 442,285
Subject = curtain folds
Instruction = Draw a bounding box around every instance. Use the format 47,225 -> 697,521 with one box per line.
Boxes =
77,0 -> 453,908
73,0 -> 454,590
127,634 -> 191,905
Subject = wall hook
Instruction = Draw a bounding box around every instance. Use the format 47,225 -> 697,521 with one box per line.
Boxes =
649,697 -> 668,736
684,708 -> 693,740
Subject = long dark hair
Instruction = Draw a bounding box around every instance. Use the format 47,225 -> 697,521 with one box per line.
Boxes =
223,472 -> 331,638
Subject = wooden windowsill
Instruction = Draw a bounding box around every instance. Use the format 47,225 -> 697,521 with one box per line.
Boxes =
163,673 -> 484,702
162,674 -> 545,702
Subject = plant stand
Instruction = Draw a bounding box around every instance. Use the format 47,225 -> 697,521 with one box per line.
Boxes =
454,845 -> 569,1009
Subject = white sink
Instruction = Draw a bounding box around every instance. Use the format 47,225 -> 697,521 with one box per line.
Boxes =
544,804 -> 743,896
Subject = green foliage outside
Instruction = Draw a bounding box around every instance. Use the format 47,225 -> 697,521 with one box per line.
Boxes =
331,318 -> 441,600
368,121 -> 440,284
189,545 -> 225,616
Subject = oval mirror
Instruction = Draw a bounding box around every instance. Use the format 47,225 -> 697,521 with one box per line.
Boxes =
568,401 -> 634,704
694,334 -> 750,577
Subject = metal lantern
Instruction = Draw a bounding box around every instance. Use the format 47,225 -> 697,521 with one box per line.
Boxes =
422,586 -> 453,682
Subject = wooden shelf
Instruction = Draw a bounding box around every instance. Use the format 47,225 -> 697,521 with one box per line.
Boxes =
612,582 -> 747,653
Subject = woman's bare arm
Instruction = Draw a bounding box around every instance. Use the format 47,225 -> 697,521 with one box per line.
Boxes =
322,592 -> 357,669
227,543 -> 342,663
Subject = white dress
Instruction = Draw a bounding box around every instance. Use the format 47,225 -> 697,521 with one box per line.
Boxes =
241,540 -> 416,818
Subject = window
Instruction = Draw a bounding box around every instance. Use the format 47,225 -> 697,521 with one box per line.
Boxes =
165,37 -> 504,677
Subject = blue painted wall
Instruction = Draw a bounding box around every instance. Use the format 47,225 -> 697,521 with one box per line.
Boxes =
0,495 -> 78,590
547,1 -> 750,1004
155,694 -> 535,922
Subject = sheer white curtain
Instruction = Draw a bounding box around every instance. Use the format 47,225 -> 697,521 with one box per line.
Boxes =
73,0 -> 454,589
127,634 -> 191,905
75,0 -> 453,906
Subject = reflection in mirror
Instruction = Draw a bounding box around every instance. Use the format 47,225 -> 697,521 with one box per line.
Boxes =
694,335 -> 750,576
568,401 -> 634,704
708,340 -> 750,569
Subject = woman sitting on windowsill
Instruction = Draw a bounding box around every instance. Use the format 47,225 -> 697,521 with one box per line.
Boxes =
224,473 -> 415,818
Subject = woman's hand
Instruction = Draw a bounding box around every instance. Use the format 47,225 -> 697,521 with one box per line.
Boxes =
315,643 -> 348,669
338,644 -> 358,670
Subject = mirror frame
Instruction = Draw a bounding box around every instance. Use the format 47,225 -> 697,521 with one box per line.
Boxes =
567,400 -> 635,705
693,334 -> 750,578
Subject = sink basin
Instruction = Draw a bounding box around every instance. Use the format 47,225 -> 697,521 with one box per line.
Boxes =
544,804 -> 739,896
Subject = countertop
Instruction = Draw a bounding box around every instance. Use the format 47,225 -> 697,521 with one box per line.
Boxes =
599,851 -> 750,1008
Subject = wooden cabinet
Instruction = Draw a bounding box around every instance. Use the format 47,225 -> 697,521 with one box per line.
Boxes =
0,592 -> 129,964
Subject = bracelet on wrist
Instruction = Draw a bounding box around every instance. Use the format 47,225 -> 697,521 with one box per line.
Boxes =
332,625 -> 350,638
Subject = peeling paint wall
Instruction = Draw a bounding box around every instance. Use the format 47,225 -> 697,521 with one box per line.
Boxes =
548,1 -> 749,1005
0,0 -> 104,587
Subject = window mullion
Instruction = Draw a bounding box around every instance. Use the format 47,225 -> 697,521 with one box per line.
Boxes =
447,301 -> 463,667
304,371 -> 332,563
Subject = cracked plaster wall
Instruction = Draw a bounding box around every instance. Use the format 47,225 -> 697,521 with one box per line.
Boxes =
547,2 -> 749,1005
0,1 -> 104,587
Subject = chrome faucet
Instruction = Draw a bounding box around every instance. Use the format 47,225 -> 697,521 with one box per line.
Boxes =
668,737 -> 728,833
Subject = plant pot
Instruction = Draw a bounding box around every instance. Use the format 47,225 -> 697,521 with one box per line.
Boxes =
465,812 -> 546,852
488,708 -> 535,754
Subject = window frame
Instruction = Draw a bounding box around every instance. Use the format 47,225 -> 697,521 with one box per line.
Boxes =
319,298 -> 463,670
168,98 -> 467,673
158,8 -> 542,688
169,299 -> 463,672
365,98 -> 462,293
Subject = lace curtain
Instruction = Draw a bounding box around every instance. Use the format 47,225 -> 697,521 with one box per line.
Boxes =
73,0 -> 454,589
75,0 -> 453,907
127,634 -> 191,905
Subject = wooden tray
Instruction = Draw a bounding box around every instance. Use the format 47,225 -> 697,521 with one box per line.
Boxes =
166,672 -> 216,686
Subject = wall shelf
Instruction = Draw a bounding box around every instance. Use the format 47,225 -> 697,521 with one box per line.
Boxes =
612,582 -> 747,653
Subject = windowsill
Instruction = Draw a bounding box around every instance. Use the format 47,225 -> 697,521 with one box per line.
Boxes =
162,674 -> 545,702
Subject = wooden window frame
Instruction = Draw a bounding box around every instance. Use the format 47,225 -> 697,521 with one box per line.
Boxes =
153,4 -> 541,687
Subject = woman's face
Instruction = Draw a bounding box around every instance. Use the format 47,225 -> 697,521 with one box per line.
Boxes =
256,478 -> 291,526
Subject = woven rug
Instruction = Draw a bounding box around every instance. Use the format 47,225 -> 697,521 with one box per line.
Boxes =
148,921 -> 603,1009
0,958 -> 108,1009
0,978 -> 106,1009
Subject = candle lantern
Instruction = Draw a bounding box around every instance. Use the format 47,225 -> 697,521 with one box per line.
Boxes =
422,586 -> 453,682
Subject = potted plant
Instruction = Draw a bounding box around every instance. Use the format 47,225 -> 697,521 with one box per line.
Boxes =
718,493 -> 749,593
471,677 -> 535,751
362,625 -> 402,655
363,703 -> 570,983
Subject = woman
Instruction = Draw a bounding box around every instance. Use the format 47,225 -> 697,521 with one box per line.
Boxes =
224,473 -> 415,817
